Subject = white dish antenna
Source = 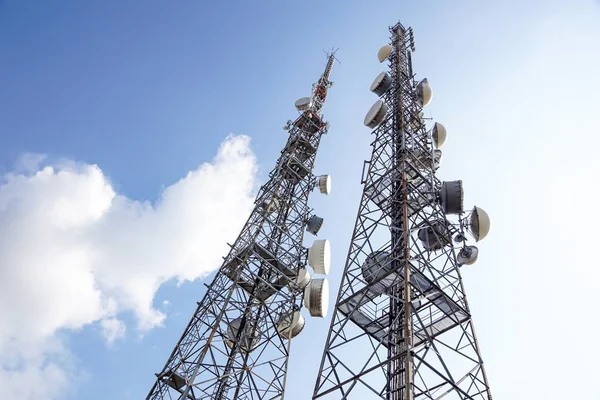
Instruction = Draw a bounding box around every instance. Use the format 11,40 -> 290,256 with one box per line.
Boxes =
361,251 -> 395,295
296,268 -> 312,290
364,100 -> 389,129
469,206 -> 491,241
458,245 -> 479,265
225,317 -> 261,353
308,239 -> 330,275
276,310 -> 306,339
432,122 -> 447,148
378,45 -> 393,62
295,96 -> 313,111
417,78 -> 433,107
417,220 -> 451,251
304,278 -> 329,318
318,174 -> 331,195
370,72 -> 392,97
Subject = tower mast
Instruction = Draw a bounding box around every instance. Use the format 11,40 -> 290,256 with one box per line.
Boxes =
313,22 -> 493,399
148,54 -> 336,400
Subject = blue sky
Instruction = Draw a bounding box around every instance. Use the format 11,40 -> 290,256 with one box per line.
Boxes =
1,1 -> 599,399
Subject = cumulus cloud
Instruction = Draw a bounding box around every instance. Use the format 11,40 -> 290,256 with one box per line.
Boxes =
0,134 -> 258,399
101,318 -> 126,345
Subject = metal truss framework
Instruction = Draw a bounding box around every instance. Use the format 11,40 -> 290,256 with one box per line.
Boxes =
148,54 -> 335,400
313,23 -> 493,400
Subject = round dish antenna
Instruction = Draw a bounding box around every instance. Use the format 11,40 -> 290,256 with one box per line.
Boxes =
417,220 -> 452,251
432,122 -> 447,148
364,100 -> 389,129
308,239 -> 331,275
378,45 -> 393,62
318,174 -> 331,195
225,317 -> 261,353
306,215 -> 324,236
370,72 -> 392,96
304,278 -> 329,317
295,97 -> 313,111
296,268 -> 312,290
457,245 -> 479,265
416,78 -> 433,107
361,251 -> 396,295
469,206 -> 491,241
440,180 -> 464,215
276,310 -> 306,339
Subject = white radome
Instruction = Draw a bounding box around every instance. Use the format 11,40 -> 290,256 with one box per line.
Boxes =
304,278 -> 329,318
378,45 -> 393,62
432,122 -> 447,148
276,310 -> 306,339
470,206 -> 491,241
364,100 -> 389,129
295,96 -> 312,111
308,239 -> 331,275
417,78 -> 433,107
319,174 -> 331,195
370,71 -> 392,96
296,268 -> 312,289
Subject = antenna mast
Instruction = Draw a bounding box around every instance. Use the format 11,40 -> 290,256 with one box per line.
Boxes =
148,54 -> 336,400
312,22 -> 493,399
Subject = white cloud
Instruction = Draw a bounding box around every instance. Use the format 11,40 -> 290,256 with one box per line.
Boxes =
0,134 -> 258,399
101,318 -> 126,345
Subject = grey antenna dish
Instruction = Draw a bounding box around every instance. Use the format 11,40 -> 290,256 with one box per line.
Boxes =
364,100 -> 389,128
361,251 -> 396,295
454,233 -> 466,242
304,278 -> 329,317
308,239 -> 331,275
225,317 -> 261,353
417,220 -> 452,251
318,174 -> 331,195
276,310 -> 306,339
416,78 -> 433,107
306,214 -> 324,236
296,268 -> 312,290
440,180 -> 464,214
432,122 -> 447,148
457,245 -> 479,265
295,96 -> 313,111
370,72 -> 392,96
469,206 -> 491,241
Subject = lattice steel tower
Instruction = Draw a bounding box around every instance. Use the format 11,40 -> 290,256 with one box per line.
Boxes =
313,23 -> 493,399
148,54 -> 336,399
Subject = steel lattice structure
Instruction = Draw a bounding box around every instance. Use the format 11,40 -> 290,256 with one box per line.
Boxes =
312,23 -> 493,400
148,54 -> 336,400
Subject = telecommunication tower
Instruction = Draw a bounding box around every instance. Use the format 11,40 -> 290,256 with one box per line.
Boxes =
312,22 -> 493,399
148,54 -> 336,399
